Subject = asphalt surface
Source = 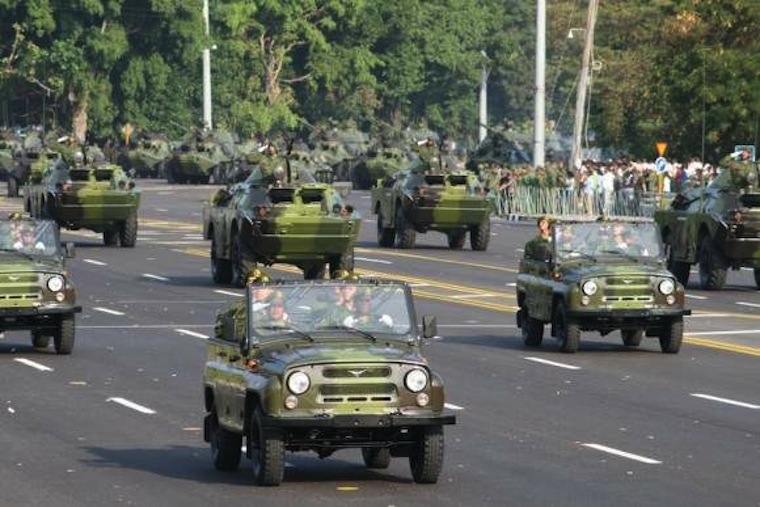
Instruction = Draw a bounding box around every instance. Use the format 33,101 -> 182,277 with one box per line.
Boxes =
1,180 -> 759,507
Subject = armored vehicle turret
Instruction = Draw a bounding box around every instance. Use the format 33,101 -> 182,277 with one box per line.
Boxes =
655,148 -> 760,289
24,157 -> 141,247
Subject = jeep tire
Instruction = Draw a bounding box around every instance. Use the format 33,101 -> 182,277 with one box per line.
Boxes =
621,329 -> 644,347
250,407 -> 285,486
754,268 -> 760,290
208,412 -> 242,471
409,425 -> 444,484
362,447 -> 391,469
555,302 -> 580,353
31,330 -> 51,349
659,318 -> 683,354
54,315 -> 75,355
520,307 -> 544,348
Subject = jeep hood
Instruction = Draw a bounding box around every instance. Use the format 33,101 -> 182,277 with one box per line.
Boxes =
258,342 -> 427,373
0,255 -> 64,273
557,260 -> 671,281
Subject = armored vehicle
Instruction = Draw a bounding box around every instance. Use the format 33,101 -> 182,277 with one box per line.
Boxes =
25,160 -> 141,247
516,221 -> 690,353
165,129 -> 237,184
655,151 -> 760,290
117,133 -> 172,178
203,279 -> 455,485
0,216 -> 80,354
202,166 -> 361,285
351,145 -> 412,190
371,166 -> 492,250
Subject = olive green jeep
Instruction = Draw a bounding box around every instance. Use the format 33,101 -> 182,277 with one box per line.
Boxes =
0,216 -> 80,354
203,279 -> 455,485
516,221 -> 690,353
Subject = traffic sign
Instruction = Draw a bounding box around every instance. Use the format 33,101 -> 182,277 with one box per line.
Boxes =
123,123 -> 133,145
655,156 -> 667,173
655,141 -> 668,157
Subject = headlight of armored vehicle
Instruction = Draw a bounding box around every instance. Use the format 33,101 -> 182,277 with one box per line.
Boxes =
405,368 -> 428,393
47,275 -> 64,292
581,280 -> 598,296
658,279 -> 675,296
286,371 -> 310,395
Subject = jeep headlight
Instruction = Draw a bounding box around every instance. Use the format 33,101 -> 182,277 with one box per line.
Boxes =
404,368 -> 428,393
47,275 -> 64,292
581,280 -> 598,296
658,279 -> 675,296
286,371 -> 310,395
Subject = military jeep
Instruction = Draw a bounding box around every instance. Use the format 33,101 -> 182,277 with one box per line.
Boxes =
654,151 -> 760,290
24,161 -> 140,247
0,217 -> 80,354
371,166 -> 492,250
516,221 -> 690,353
203,279 -> 455,486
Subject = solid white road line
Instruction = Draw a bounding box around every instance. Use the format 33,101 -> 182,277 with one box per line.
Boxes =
409,283 -> 431,288
444,403 -> 464,411
685,294 -> 707,300
687,329 -> 760,336
690,393 -> 760,410
176,328 -> 210,340
524,357 -> 581,370
106,397 -> 156,415
83,259 -> 107,266
736,301 -> 760,309
214,289 -> 244,297
14,358 -> 53,372
93,307 -> 125,316
354,257 -> 393,265
581,443 -> 661,464
142,273 -> 171,282
687,313 -> 730,318
451,293 -> 499,299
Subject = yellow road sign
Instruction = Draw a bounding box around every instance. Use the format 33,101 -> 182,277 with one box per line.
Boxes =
655,141 -> 668,157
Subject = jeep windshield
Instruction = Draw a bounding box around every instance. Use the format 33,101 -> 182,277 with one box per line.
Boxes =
0,219 -> 61,257
248,281 -> 414,342
553,222 -> 663,261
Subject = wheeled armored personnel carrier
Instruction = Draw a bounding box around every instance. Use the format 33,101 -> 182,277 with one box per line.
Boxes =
165,129 -> 237,184
655,149 -> 760,289
371,165 -> 492,250
24,159 -> 141,247
203,279 -> 455,485
0,216 -> 80,354
202,166 -> 361,285
117,133 -> 172,178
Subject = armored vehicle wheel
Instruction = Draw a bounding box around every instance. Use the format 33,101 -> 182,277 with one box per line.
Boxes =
754,268 -> 760,289
621,329 -> 644,347
31,330 -> 51,349
362,447 -> 391,469
54,315 -> 75,355
208,412 -> 242,471
698,239 -> 727,290
7,177 -> 18,198
376,209 -> 395,247
329,253 -> 353,275
470,218 -> 490,251
659,318 -> 683,354
250,407 -> 285,486
103,229 -> 119,247
447,230 -> 466,249
395,206 -> 416,249
119,212 -> 138,248
230,234 -> 246,288
555,302 -> 580,353
409,425 -> 444,484
304,264 -> 326,280
519,308 -> 544,348
211,235 -> 232,284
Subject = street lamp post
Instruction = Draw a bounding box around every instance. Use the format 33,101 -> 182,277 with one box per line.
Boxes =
479,51 -> 489,144
569,0 -> 599,171
534,0 -> 546,168
202,0 -> 213,131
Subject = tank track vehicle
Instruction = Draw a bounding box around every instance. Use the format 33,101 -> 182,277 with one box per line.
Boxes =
0,216 -> 81,354
371,164 -> 492,250
655,148 -> 760,290
516,220 -> 690,353
24,157 -> 141,247
202,163 -> 361,286
202,279 -> 455,485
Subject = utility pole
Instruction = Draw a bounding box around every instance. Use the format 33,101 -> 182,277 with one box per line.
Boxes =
202,0 -> 213,131
479,51 -> 489,144
569,0 -> 599,170
533,0 -> 546,168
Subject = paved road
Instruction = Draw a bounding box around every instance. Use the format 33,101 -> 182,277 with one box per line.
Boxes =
1,181 -> 758,506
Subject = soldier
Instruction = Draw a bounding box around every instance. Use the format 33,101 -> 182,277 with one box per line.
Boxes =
524,215 -> 553,259
342,288 -> 394,330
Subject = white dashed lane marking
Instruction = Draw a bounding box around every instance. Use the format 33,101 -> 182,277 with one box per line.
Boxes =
524,357 -> 581,370
175,329 -> 210,340
142,273 -> 171,282
83,259 -> 107,266
106,397 -> 156,415
736,301 -> 760,309
581,443 -> 661,465
691,393 -> 760,410
214,290 -> 244,297
355,257 -> 393,265
93,307 -> 125,316
14,358 -> 54,372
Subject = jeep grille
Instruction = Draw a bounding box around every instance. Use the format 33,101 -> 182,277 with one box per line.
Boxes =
322,366 -> 391,378
602,276 -> 654,303
0,273 -> 42,302
319,383 -> 397,403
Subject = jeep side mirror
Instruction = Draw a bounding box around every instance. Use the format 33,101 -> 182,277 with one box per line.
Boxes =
65,242 -> 75,258
422,315 -> 438,339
